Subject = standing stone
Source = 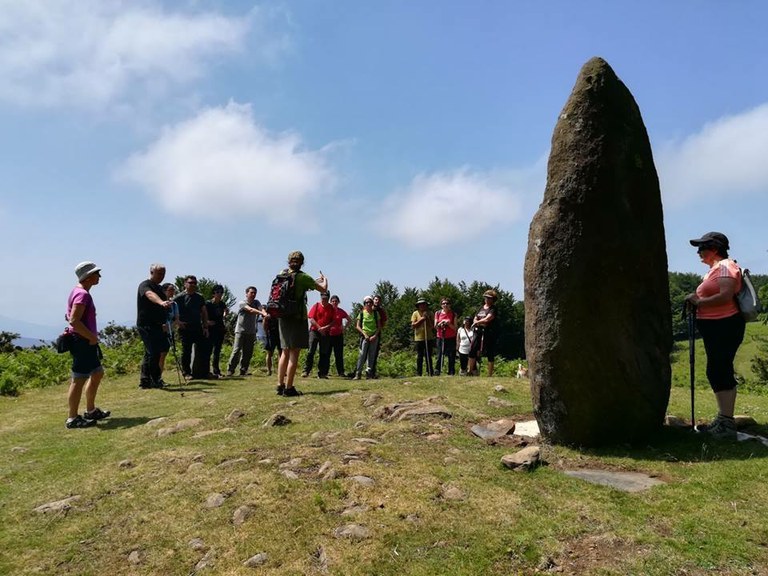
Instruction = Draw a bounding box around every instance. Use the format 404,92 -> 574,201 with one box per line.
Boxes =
524,57 -> 671,446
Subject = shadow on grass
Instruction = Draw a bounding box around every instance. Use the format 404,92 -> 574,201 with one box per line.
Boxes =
576,425 -> 768,463
99,416 -> 156,430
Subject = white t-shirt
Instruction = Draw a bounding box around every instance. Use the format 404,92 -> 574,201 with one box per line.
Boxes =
457,326 -> 474,354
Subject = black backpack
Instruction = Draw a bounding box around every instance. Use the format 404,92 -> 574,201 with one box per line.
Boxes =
266,270 -> 299,318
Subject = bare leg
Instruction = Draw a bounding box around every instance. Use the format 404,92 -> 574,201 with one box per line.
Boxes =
285,349 -> 300,389
715,389 -> 737,418
277,349 -> 288,384
84,368 -> 105,412
67,377 -> 87,418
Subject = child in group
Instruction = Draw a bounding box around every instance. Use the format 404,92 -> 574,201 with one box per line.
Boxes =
456,316 -> 475,376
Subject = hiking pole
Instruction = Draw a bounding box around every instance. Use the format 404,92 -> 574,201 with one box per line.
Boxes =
424,315 -> 433,376
684,302 -> 697,430
168,321 -> 183,387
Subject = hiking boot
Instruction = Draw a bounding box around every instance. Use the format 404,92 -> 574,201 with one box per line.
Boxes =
704,415 -> 737,440
284,387 -> 303,397
317,374 -> 329,379
301,372 -> 309,378
83,407 -> 111,421
66,415 -> 96,429
352,373 -> 362,381
276,384 -> 285,396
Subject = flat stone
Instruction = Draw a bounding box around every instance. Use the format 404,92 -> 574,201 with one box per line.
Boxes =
188,538 -> 207,551
353,437 -> 379,444
127,550 -> 141,565
441,486 -> 465,500
205,493 -> 226,508
333,524 -> 370,540
363,394 -> 383,407
349,475 -> 375,487
145,417 -> 169,427
487,396 -> 513,408
279,458 -> 302,469
341,503 -> 370,516
318,461 -> 333,476
513,420 -> 541,439
501,446 -> 541,471
118,459 -> 134,469
563,469 -> 665,492
226,409 -> 246,423
471,418 -> 516,440
10,446 -> 28,453
281,470 -> 299,480
33,495 -> 81,514
193,428 -> 233,439
233,505 -> 254,526
664,415 -> 688,428
493,385 -> 507,393
243,553 -> 268,567
217,457 -> 248,469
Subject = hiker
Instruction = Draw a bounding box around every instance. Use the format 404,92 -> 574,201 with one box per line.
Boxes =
227,286 -> 266,376
158,282 -> 179,374
205,284 -> 228,377
685,231 -> 746,440
434,297 -> 458,375
353,296 -> 382,379
302,292 -> 335,379
329,295 -> 350,377
470,290 -> 499,377
64,261 -> 109,428
457,316 -> 475,376
370,294 -> 388,378
276,251 -> 328,396
137,263 -> 173,389
263,313 -> 282,376
411,298 -> 435,376
174,275 -> 210,379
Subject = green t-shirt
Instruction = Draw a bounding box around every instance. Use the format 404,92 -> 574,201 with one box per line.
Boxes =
360,309 -> 378,336
293,270 -> 317,318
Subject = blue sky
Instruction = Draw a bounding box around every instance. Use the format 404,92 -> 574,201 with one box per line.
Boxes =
1,1 -> 767,338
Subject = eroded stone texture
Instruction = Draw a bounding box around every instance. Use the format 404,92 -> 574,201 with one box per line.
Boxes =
524,57 -> 671,446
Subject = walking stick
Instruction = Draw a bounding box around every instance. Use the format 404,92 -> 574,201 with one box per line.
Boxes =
167,321 -> 184,387
423,314 -> 433,376
684,302 -> 697,429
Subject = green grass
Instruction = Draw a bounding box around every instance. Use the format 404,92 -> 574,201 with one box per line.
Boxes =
2,345 -> 768,575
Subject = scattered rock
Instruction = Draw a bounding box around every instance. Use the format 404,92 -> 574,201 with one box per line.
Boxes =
493,385 -> 507,393
145,417 -> 169,427
333,524 -> 370,540
217,457 -> 248,469
195,549 -> 216,571
332,392 -> 352,398
322,468 -> 340,481
363,394 -> 383,407
664,415 -> 688,428
226,409 -> 246,423
353,437 -> 379,444
118,459 -> 134,469
501,446 -> 541,471
205,493 -> 226,508
193,428 -> 233,439
342,448 -> 369,463
187,462 -> 204,473
243,553 -> 268,568
233,505 -> 255,526
318,461 -> 333,476
188,538 -> 207,551
279,458 -> 302,469
487,396 -> 513,408
127,550 -> 141,565
33,495 -> 81,514
440,486 -> 465,501
263,414 -> 291,427
471,418 -> 516,440
281,469 -> 300,480
192,454 -> 205,462
353,421 -> 367,429
156,418 -> 204,437
373,398 -> 452,421
513,420 -> 541,439
258,458 -> 273,465
563,469 -> 665,492
10,446 -> 28,453
341,503 -> 370,516
443,456 -> 458,465
310,546 -> 329,573
349,475 -> 375,487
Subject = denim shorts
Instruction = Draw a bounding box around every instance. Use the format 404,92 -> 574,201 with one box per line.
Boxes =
70,336 -> 104,378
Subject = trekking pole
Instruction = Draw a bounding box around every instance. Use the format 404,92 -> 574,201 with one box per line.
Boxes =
684,302 -> 697,430
424,315 -> 433,376
167,321 -> 183,387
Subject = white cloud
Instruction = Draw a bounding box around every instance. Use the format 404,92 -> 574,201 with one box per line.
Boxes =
657,103 -> 768,206
116,102 -> 335,222
0,1 -> 278,109
376,168 -> 523,248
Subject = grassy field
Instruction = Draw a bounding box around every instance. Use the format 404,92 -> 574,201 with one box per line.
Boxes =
2,336 -> 768,575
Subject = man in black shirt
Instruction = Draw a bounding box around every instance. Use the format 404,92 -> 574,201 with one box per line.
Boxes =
174,275 -> 210,379
137,263 -> 173,389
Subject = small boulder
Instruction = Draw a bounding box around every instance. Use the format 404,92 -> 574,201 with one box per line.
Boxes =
243,553 -> 268,568
501,446 -> 541,472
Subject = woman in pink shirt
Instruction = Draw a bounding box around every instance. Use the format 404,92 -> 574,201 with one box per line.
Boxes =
685,232 -> 745,440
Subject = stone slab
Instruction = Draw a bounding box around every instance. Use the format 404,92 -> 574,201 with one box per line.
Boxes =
563,469 -> 664,492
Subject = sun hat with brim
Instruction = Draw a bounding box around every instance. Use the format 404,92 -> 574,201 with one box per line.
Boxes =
416,298 -> 428,306
689,232 -> 729,250
483,290 -> 498,300
75,261 -> 101,282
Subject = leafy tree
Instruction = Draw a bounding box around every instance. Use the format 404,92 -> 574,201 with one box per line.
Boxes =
0,332 -> 20,353
668,272 -> 701,339
173,276 -> 236,308
99,322 -> 139,348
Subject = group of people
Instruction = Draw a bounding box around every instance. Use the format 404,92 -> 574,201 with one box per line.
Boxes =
62,232 -> 748,438
409,290 -> 499,378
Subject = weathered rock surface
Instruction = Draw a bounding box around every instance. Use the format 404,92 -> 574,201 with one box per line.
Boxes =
373,398 -> 452,421
501,446 -> 541,471
563,469 -> 665,492
471,418 -> 516,441
33,495 -> 81,514
524,57 -> 671,446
